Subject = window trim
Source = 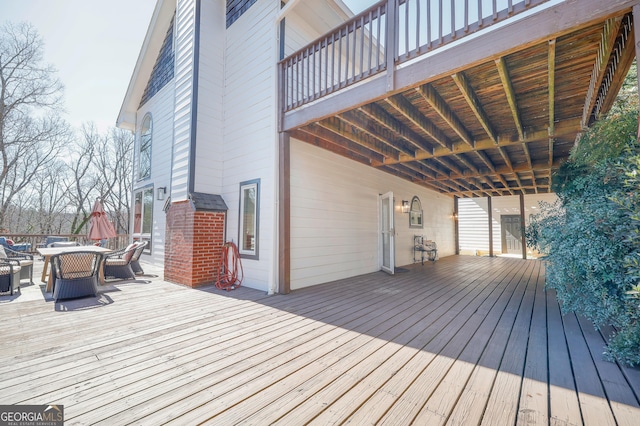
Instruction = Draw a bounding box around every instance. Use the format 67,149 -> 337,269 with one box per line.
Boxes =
238,179 -> 260,259
132,186 -> 154,254
138,113 -> 152,181
409,196 -> 424,229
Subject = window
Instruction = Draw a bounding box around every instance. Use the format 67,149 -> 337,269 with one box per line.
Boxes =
410,196 -> 423,228
133,187 -> 153,253
138,114 -> 152,180
239,179 -> 260,259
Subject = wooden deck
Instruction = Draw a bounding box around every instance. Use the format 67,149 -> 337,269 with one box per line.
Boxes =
2,256 -> 640,425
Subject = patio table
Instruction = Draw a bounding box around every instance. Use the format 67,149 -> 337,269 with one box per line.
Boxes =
37,246 -> 112,292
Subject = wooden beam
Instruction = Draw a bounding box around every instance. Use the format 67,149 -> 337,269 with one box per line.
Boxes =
295,125 -> 384,164
548,38 -> 556,173
452,72 -> 498,144
402,161 -> 439,180
548,39 -> 556,138
520,193 -> 527,260
454,196 -> 459,255
417,160 -> 482,195
496,146 -> 524,193
488,196 -> 494,257
359,103 -> 434,152
282,0 -> 639,132
317,117 -> 400,160
495,56 -> 524,141
386,94 -> 453,151
417,83 -> 475,147
339,111 -> 416,157
474,150 -> 515,195
278,132 -> 290,294
388,118 -> 582,164
428,160 -> 557,182
382,164 -> 449,193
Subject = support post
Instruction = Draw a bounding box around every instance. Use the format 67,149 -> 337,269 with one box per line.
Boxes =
520,193 -> 527,259
278,132 -> 291,294
454,196 -> 459,255
386,0 -> 397,92
487,196 -> 493,257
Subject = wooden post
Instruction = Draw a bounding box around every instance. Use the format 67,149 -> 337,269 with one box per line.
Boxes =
386,0 -> 396,92
454,196 -> 459,255
278,132 -> 291,294
520,193 -> 527,260
487,196 -> 493,257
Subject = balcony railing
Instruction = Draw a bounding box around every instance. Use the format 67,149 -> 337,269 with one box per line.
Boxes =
279,0 -> 549,113
3,234 -> 130,254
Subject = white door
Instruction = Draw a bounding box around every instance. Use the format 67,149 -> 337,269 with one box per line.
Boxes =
380,192 -> 395,274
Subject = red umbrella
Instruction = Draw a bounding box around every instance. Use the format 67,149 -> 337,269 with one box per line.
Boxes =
88,199 -> 117,241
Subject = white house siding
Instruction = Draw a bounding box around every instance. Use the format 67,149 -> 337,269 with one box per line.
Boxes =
221,0 -> 279,293
172,0 -> 198,202
193,0 -> 225,195
458,193 -> 558,257
290,139 -> 456,290
134,81 -> 176,266
458,197 -> 490,255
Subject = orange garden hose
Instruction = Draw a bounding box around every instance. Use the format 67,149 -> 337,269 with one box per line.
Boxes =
215,241 -> 243,290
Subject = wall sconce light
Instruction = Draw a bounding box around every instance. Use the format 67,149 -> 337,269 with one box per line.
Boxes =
157,187 -> 166,201
402,200 -> 410,213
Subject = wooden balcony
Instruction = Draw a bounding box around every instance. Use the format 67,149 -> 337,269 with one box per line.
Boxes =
2,256 -> 639,423
279,0 -> 639,197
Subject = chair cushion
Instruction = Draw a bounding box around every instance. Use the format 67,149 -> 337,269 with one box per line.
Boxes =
19,260 -> 33,267
0,247 -> 6,259
105,259 -> 129,266
123,243 -> 137,262
0,264 -> 20,274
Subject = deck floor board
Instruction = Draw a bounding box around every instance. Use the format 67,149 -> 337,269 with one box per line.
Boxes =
2,256 -> 640,425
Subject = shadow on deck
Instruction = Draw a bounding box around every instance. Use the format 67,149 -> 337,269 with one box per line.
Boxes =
1,256 -> 639,424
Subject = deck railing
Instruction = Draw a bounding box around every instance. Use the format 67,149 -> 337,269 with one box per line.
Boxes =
279,0 -> 549,113
3,233 -> 130,255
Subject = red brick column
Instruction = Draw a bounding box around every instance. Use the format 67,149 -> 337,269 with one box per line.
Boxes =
164,200 -> 225,287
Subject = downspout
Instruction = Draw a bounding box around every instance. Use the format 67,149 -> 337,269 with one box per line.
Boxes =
188,0 -> 202,194
270,3 -> 285,296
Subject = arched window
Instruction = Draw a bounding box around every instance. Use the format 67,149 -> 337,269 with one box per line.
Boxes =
410,196 -> 423,228
138,114 -> 152,180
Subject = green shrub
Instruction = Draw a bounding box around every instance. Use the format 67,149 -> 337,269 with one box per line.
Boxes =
527,106 -> 640,366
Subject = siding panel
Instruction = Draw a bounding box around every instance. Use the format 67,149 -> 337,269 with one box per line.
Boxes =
134,81 -> 175,266
290,139 -> 456,290
194,0 -> 225,195
222,0 -> 279,292
172,0 -> 197,202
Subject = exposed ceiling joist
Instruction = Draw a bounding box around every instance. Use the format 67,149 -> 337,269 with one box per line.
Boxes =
417,83 -> 475,148
386,95 -> 453,151
451,71 -> 498,144
495,57 -> 525,141
359,103 -> 433,152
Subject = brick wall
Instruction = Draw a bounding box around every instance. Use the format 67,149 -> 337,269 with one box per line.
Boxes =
165,200 -> 226,287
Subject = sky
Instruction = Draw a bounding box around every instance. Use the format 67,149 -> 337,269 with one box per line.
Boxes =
1,0 -> 157,132
0,0 -> 372,133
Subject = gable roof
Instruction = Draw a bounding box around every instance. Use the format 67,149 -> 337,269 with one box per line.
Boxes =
117,0 -> 175,131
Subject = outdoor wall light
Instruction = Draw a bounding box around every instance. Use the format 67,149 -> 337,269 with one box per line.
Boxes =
157,187 -> 166,201
401,200 -> 410,213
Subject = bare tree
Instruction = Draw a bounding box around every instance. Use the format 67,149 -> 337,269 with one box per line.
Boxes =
96,127 -> 133,234
0,22 -> 68,230
65,124 -> 101,234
